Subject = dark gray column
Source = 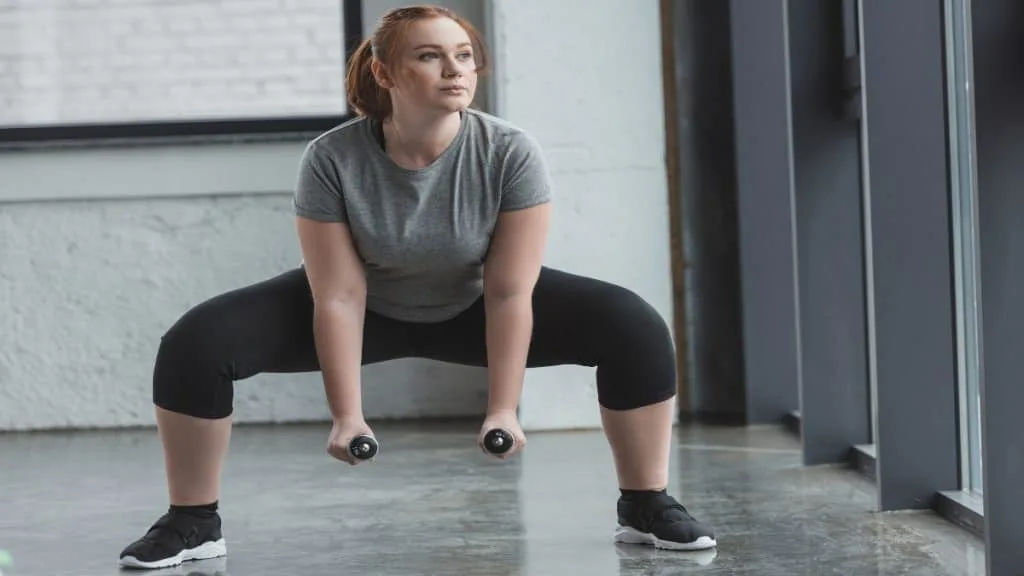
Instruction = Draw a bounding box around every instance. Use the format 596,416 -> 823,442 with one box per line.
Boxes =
859,1 -> 960,511
728,0 -> 800,425
667,0 -> 746,423
787,0 -> 871,465
969,1 -> 1024,572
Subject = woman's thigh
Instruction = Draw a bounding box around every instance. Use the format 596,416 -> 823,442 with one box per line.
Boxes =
158,267 -> 415,379
153,267 -> 419,418
407,266 -> 676,410
408,266 -> 663,368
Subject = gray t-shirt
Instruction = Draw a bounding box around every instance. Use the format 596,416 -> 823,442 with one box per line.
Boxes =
292,108 -> 553,323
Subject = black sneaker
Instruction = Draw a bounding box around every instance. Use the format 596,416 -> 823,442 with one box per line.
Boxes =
119,510 -> 227,570
613,491 -> 717,551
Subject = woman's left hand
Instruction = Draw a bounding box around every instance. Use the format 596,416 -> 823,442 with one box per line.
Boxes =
478,409 -> 527,460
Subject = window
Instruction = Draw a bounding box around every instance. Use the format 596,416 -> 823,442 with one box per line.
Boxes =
0,0 -> 362,145
944,0 -> 983,495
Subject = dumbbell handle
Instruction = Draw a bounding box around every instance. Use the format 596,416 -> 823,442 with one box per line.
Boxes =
348,434 -> 379,460
483,428 -> 514,455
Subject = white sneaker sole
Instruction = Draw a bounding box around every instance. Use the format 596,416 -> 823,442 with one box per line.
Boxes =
613,525 -> 717,551
119,538 -> 227,570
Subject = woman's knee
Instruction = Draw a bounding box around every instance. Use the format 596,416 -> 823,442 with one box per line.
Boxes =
151,269 -> 312,419
152,303 -> 236,420
593,285 -> 677,411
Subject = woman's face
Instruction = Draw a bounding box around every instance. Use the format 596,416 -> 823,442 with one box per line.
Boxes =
383,17 -> 479,118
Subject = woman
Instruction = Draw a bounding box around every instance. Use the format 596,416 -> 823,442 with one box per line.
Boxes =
118,5 -> 717,570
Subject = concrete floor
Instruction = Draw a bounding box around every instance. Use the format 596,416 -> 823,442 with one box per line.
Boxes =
1,420 -> 985,576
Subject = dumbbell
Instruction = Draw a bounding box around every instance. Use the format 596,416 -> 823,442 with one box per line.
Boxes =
348,434 -> 379,460
482,428 -> 514,455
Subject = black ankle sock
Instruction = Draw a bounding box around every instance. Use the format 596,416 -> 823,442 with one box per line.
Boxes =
169,501 -> 218,518
619,489 -> 667,502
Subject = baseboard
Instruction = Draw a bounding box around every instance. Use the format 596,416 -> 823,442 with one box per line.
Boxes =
782,409 -> 801,436
851,443 -> 876,480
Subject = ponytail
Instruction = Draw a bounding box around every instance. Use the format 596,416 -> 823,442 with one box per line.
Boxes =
346,38 -> 392,122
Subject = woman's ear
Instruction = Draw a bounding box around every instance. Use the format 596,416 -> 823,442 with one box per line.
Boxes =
371,60 -> 393,89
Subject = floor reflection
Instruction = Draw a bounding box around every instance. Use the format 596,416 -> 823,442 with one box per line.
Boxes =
2,421 -> 985,576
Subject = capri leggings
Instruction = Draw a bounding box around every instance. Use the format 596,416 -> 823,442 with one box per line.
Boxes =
152,266 -> 678,419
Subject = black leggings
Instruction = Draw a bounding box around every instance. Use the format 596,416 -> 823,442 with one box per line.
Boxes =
152,266 -> 678,419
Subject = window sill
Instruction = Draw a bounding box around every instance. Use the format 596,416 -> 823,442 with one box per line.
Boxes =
936,490 -> 985,538
0,138 -> 313,204
782,411 -> 984,536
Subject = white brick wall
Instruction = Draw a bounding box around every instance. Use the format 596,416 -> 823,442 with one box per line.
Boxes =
0,0 -> 346,125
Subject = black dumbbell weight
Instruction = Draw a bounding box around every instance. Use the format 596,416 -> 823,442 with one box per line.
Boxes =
348,434 -> 379,460
482,428 -> 514,455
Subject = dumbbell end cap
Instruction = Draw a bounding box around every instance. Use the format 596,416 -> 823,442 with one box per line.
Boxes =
348,434 -> 379,459
483,428 -> 514,455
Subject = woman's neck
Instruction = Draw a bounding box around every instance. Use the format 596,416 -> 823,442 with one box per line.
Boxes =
382,109 -> 463,169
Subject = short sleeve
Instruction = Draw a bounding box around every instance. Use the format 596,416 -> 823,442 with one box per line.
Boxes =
293,143 -> 347,223
500,131 -> 554,212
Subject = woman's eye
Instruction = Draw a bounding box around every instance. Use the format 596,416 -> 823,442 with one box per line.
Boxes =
417,51 -> 473,61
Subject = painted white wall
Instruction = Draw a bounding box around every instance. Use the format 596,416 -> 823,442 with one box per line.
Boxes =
0,0 -> 674,432
488,0 -> 675,431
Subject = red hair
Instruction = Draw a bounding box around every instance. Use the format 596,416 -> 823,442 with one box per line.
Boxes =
346,5 -> 490,121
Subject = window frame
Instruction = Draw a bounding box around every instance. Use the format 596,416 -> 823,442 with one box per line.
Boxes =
0,0 -> 364,150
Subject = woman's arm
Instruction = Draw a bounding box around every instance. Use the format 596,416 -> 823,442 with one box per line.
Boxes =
482,201 -> 553,415
296,216 -> 367,420
292,141 -> 369,421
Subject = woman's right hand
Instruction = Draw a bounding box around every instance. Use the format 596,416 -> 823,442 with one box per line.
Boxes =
326,415 -> 376,465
